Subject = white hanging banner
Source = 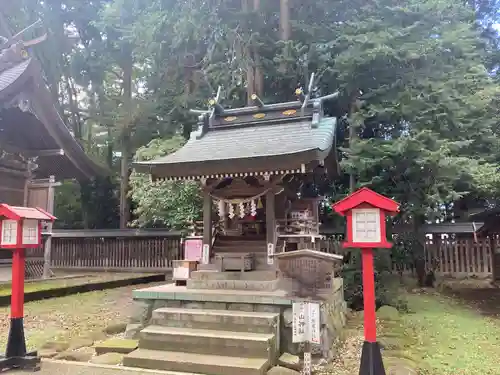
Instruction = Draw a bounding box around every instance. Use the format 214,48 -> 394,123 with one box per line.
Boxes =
292,301 -> 321,344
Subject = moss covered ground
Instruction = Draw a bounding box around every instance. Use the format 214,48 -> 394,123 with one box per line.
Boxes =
0,273 -> 152,297
404,289 -> 500,375
324,280 -> 500,375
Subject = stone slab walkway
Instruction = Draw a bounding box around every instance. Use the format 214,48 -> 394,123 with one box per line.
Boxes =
13,360 -> 195,375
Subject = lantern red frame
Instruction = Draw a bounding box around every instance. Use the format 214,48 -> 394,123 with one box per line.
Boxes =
0,204 -> 56,372
0,205 -> 55,249
332,187 -> 399,249
332,188 -> 399,375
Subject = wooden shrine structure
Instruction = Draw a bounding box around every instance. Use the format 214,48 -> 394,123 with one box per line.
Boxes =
0,19 -> 105,276
127,77 -> 348,375
134,77 -> 341,271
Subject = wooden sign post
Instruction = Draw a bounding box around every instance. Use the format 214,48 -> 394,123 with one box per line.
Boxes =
332,188 -> 399,375
292,301 -> 320,375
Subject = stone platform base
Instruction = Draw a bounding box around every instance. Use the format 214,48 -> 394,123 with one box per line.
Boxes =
129,280 -> 347,358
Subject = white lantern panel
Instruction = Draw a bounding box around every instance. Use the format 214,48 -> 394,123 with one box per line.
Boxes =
352,208 -> 381,243
1,220 -> 18,246
22,220 -> 39,245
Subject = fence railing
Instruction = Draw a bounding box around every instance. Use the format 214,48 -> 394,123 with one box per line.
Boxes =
4,228 -> 495,278
425,238 -> 494,278
321,235 -> 496,278
40,230 -> 182,272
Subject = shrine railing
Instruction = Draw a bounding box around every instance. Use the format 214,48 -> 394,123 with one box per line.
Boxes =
47,229 -> 183,272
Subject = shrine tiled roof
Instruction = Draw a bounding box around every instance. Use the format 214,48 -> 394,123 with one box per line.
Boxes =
0,59 -> 30,93
134,116 -> 337,180
0,43 -> 107,180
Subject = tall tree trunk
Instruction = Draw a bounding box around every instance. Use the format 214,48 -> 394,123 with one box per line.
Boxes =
412,215 -> 427,287
253,0 -> 263,97
242,0 -> 255,104
119,52 -> 133,229
348,92 -> 359,193
279,0 -> 291,74
280,0 -> 291,40
65,74 -> 82,140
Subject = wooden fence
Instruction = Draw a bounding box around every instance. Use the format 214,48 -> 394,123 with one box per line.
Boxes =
12,229 -> 497,278
23,230 -> 183,273
425,238 -> 494,278
321,235 -> 496,278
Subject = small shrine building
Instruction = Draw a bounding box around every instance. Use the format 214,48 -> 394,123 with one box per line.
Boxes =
134,87 -> 340,266
128,85 -> 348,375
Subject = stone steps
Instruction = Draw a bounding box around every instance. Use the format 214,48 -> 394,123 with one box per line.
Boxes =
138,325 -> 275,359
187,278 -> 279,291
124,308 -> 279,374
123,348 -> 269,375
191,270 -> 277,281
151,307 -> 279,334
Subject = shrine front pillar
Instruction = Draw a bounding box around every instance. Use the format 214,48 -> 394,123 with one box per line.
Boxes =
202,191 -> 213,248
266,189 -> 276,253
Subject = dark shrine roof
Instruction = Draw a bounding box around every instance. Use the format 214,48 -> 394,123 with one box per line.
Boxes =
0,54 -> 106,180
134,100 -> 338,180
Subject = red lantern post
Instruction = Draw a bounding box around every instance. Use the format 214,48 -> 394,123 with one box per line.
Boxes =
332,188 -> 399,375
0,204 -> 56,372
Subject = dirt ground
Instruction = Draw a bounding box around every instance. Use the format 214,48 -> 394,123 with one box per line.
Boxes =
439,279 -> 500,318
0,282 -> 164,351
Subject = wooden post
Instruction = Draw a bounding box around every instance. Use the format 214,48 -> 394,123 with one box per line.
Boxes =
266,189 -> 275,264
202,191 -> 213,250
43,176 -> 55,279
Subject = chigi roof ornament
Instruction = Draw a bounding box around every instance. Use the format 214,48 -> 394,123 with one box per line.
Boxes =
0,19 -> 47,74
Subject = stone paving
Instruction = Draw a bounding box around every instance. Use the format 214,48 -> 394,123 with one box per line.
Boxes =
14,360 -> 194,375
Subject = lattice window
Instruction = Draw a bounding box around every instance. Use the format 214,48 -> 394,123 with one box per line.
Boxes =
352,208 -> 381,243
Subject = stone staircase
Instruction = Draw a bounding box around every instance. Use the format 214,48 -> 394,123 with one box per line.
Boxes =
187,269 -> 280,291
123,307 -> 279,375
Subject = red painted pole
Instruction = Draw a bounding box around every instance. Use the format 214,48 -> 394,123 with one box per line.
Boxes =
361,247 -> 377,342
10,248 -> 25,319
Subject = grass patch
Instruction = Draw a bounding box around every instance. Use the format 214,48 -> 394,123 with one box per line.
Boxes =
0,273 -> 155,297
402,290 -> 500,375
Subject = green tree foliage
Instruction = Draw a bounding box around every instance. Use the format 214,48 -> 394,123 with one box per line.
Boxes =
4,0 -> 500,240
130,136 -> 202,229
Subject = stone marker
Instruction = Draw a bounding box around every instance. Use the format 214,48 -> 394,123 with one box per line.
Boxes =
267,365 -> 300,375
278,353 -> 300,371
54,347 -> 95,362
94,339 -> 138,355
69,337 -> 95,351
90,353 -> 124,366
